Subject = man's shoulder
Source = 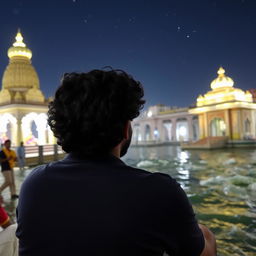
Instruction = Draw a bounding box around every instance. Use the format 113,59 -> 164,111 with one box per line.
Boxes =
123,164 -> 179,189
24,157 -> 178,190
126,164 -> 171,178
23,164 -> 49,184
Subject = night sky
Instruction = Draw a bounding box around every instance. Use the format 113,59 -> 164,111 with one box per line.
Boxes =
0,0 -> 255,108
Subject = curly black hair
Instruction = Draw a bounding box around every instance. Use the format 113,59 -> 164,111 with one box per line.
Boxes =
48,68 -> 145,156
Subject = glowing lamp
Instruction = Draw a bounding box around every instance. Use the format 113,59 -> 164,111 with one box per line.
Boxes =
147,111 -> 152,117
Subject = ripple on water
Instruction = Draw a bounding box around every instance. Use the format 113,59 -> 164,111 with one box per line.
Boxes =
123,146 -> 256,255
3,146 -> 254,256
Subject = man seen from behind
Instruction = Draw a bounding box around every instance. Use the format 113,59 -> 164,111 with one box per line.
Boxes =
16,69 -> 216,256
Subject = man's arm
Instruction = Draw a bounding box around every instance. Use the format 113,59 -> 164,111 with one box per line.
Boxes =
199,224 -> 217,256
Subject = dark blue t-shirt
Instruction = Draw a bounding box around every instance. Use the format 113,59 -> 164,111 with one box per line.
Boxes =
16,154 -> 204,256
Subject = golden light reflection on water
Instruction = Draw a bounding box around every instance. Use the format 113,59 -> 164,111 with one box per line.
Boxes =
196,201 -> 248,216
124,146 -> 256,255
2,146 -> 254,256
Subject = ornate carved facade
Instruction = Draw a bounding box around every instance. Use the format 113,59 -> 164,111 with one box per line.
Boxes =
0,30 -> 55,146
132,67 -> 256,144
190,67 -> 256,140
132,105 -> 199,144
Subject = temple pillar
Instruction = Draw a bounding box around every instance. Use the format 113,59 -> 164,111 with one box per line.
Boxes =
155,119 -> 162,142
187,116 -> 193,141
204,113 -> 209,137
231,109 -> 241,139
224,109 -> 231,138
251,110 -> 256,138
171,119 -> 177,141
198,114 -> 204,139
16,117 -> 23,146
9,115 -> 18,147
48,129 -> 56,145
140,123 -> 145,142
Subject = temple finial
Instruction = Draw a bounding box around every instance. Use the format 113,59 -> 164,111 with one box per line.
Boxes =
217,66 -> 225,76
13,29 -> 26,47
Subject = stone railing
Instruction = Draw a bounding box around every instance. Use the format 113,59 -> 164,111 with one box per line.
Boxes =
15,144 -> 66,166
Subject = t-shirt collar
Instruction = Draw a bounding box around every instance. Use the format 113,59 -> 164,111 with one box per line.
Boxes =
64,152 -> 126,166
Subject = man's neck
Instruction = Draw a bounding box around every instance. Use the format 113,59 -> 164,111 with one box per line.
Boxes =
111,145 -> 121,159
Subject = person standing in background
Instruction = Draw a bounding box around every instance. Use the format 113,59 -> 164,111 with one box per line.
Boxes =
0,140 -> 18,200
17,142 -> 25,171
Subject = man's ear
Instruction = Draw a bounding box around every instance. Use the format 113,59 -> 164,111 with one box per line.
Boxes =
123,121 -> 131,140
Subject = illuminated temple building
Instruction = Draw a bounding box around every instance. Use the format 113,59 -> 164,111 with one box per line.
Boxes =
189,67 -> 256,140
1,31 -> 255,147
132,67 -> 256,145
0,30 -> 55,146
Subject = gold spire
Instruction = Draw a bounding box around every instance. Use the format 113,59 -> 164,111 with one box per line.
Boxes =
13,29 -> 26,47
217,66 -> 225,75
210,66 -> 234,90
195,67 -> 253,107
7,29 -> 32,59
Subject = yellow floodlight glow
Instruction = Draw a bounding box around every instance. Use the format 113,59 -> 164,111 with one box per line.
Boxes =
13,31 -> 26,47
190,101 -> 256,114
195,67 -> 253,107
8,48 -> 32,59
196,89 -> 253,107
147,111 -> 153,117
210,67 -> 234,90
7,30 -> 32,59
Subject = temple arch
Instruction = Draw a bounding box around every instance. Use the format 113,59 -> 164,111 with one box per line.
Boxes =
244,118 -> 251,139
0,113 -> 17,144
153,128 -> 159,140
133,124 -> 142,143
21,113 -> 48,145
176,118 -> 189,141
210,118 -> 226,136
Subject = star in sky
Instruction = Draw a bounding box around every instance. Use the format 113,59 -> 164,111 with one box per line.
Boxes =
128,17 -> 136,23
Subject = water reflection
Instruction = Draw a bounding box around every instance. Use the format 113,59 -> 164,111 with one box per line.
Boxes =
124,146 -> 256,256
177,150 -> 189,163
1,146 -> 255,255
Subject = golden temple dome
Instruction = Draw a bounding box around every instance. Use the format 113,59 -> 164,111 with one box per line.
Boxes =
210,67 -> 234,90
195,67 -> 252,107
0,30 -> 45,104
